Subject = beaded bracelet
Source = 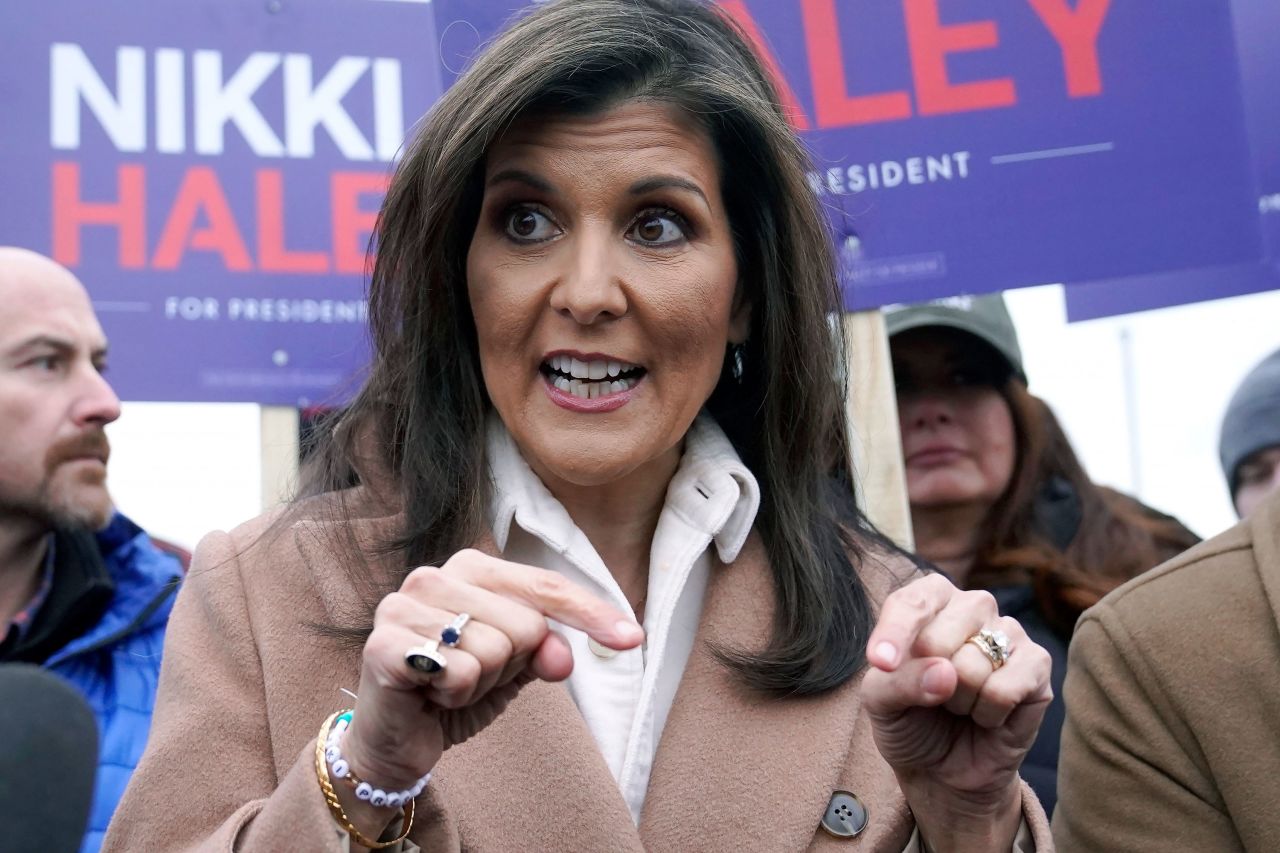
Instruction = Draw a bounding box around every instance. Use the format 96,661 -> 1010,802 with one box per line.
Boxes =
314,709 -> 425,850
323,710 -> 432,808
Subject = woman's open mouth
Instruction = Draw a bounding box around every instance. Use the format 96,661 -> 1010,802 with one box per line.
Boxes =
540,354 -> 646,401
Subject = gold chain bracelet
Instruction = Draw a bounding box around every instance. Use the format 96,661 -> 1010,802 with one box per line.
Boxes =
314,710 -> 415,850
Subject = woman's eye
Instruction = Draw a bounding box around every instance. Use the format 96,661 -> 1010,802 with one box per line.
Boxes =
629,211 -> 687,245
504,207 -> 558,242
1238,464 -> 1269,486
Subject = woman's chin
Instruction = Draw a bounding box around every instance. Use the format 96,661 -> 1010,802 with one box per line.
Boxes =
532,456 -> 643,490
520,433 -> 681,494
906,478 -> 992,510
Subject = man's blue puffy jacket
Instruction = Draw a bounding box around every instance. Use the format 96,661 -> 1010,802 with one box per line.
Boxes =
44,513 -> 182,853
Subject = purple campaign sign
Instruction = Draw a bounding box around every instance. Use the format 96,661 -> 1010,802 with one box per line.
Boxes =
434,0 -> 1262,313
0,0 -> 441,404
1064,262 -> 1279,323
434,0 -> 533,88
2,0 -> 1264,401
1066,0 -> 1280,321
1237,0 -> 1280,258
744,0 -> 1262,311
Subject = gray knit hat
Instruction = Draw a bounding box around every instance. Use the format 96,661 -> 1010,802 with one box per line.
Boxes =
883,293 -> 1025,383
1219,347 -> 1280,494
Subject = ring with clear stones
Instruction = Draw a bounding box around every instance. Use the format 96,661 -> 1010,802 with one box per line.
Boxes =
967,628 -> 1013,671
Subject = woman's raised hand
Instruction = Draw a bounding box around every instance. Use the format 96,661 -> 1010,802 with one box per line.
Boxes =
342,549 -> 643,792
862,573 -> 1052,852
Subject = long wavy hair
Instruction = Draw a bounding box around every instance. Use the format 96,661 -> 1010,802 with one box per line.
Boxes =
299,0 -> 893,695
970,381 -> 1200,636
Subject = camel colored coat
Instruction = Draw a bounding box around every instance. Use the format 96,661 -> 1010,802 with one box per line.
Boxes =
1053,488 -> 1280,851
106,493 -> 1051,851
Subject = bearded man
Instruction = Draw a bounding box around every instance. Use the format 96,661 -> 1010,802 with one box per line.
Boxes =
0,247 -> 182,853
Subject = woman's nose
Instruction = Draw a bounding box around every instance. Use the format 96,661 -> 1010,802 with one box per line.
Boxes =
548,231 -> 628,325
903,392 -> 954,429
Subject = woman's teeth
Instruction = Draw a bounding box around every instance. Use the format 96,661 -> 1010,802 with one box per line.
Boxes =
547,354 -> 636,380
550,374 -> 639,399
545,354 -> 642,399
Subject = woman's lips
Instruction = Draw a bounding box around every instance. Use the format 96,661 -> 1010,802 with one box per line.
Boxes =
542,372 -> 641,413
539,351 -> 646,413
906,446 -> 965,467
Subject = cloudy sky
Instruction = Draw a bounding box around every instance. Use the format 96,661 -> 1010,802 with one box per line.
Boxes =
1007,284 -> 1280,538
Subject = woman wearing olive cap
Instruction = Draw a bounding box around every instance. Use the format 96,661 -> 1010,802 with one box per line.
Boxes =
886,293 -> 1199,813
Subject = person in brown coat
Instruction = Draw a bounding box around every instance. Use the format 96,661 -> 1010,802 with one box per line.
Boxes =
1053,487 -> 1280,851
106,1 -> 1056,850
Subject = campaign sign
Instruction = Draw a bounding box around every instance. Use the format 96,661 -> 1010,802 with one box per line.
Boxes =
435,0 -> 534,89
1234,0 -> 1280,261
3,1 -> 1264,402
1065,0 -> 1280,321
0,0 -> 441,403
434,0 -> 1263,313
1064,262 -> 1279,323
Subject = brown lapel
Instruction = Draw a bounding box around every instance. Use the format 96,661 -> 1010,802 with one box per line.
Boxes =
285,509 -> 406,772
640,535 -> 915,852
431,681 -> 645,851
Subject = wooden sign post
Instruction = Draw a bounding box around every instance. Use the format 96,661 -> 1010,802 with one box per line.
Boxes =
260,406 -> 300,511
842,310 -> 914,551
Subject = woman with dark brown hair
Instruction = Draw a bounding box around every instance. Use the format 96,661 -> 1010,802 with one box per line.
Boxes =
888,293 -> 1199,814
107,2 -> 1056,850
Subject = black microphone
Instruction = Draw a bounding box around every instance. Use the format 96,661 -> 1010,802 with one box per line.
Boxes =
0,664 -> 99,853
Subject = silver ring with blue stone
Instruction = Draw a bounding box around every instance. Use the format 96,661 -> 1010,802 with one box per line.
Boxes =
404,638 -> 448,675
441,613 -> 471,648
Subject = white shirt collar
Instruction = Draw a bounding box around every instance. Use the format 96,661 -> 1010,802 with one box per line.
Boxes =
486,413 -> 760,564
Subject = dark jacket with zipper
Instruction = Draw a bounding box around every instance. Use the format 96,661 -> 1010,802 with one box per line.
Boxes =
984,477 -> 1197,817
990,583 -> 1068,815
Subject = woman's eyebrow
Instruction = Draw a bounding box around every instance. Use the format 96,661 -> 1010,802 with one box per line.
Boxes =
486,168 -> 556,194
628,175 -> 710,209
943,351 -> 976,367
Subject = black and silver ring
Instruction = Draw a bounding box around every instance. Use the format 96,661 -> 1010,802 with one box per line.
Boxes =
404,638 -> 448,674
